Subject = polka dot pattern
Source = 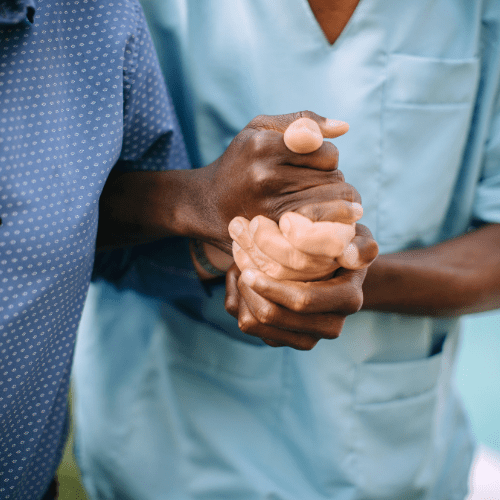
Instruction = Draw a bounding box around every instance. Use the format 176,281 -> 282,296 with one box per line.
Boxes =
0,1 -> 189,498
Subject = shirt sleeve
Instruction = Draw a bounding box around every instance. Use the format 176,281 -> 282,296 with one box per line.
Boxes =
471,3 -> 500,224
472,90 -> 500,224
115,0 -> 190,172
93,1 -> 208,300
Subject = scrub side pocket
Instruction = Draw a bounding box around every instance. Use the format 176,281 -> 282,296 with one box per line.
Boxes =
352,352 -> 443,498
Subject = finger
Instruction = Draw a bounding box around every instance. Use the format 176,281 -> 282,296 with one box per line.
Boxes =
232,241 -> 260,272
230,217 -> 285,277
262,339 -> 285,347
231,217 -> 333,280
295,200 -> 363,224
229,217 -> 257,271
224,262 -> 242,318
337,224 -> 379,269
247,110 -> 349,139
248,129 -> 342,173
286,140 -> 342,173
233,236 -> 331,281
236,281 -> 322,349
231,178 -> 361,226
283,118 -> 323,154
249,215 -> 339,275
238,277 -> 345,341
284,181 -> 361,205
283,117 -> 351,155
240,267 -> 365,316
279,212 -> 356,259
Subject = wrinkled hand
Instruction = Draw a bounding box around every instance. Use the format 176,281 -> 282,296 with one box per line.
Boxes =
201,111 -> 356,253
225,221 -> 378,350
228,200 -> 369,281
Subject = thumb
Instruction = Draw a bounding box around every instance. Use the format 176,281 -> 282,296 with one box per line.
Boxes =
247,110 -> 349,140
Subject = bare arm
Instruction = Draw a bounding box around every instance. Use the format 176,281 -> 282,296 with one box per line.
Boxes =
96,111 -> 349,254
362,223 -> 500,316
223,223 -> 500,349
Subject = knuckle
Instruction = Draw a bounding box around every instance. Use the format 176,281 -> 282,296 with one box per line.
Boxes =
254,303 -> 276,325
238,312 -> 258,333
263,339 -> 282,348
248,131 -> 271,156
292,288 -> 313,312
288,253 -> 310,272
250,162 -> 273,191
364,239 -> 380,263
297,203 -> 322,222
321,317 -> 346,340
262,261 -> 286,280
225,298 -> 238,318
247,114 -> 266,129
335,183 -> 361,204
342,288 -> 364,315
299,110 -> 315,120
292,337 -> 318,351
322,328 -> 342,340
323,141 -> 339,161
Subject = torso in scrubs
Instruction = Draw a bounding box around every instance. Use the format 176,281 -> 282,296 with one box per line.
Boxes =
72,1 -> 500,498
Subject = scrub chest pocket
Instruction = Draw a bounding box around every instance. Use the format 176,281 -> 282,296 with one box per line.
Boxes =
378,53 -> 480,249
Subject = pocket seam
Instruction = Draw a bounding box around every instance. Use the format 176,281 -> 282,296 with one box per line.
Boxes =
385,52 -> 480,105
353,352 -> 443,406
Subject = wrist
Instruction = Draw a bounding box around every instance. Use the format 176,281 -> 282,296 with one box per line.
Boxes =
190,239 -> 234,280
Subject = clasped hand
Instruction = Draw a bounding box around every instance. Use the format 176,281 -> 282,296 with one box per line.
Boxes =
222,113 -> 378,350
225,207 -> 377,350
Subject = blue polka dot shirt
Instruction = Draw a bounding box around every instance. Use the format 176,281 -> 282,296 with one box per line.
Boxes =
0,1 -> 189,498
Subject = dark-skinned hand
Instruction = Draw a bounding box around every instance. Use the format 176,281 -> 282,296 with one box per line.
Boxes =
96,111 -> 357,254
199,111 -> 359,253
225,223 -> 378,350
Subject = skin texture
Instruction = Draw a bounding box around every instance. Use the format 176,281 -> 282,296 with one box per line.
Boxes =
362,223 -> 500,316
225,222 -> 377,349
96,111 -> 356,254
224,220 -> 500,349
231,217 -> 343,281
224,117 -> 365,282
229,211 -> 365,281
192,115 -> 378,349
193,117 -> 376,282
187,113 -> 373,280
215,119 -> 500,349
192,200 -> 370,280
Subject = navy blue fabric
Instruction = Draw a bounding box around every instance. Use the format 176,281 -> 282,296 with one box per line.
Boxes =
0,1 -> 191,498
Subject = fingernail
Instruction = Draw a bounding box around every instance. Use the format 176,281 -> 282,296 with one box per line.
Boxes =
352,202 -> 363,219
341,243 -> 359,268
327,119 -> 348,128
229,219 -> 243,236
241,269 -> 256,287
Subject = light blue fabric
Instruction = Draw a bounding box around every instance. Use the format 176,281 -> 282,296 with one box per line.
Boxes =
73,1 -> 500,498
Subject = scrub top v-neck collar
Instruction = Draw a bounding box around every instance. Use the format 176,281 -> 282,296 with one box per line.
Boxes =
298,0 -> 367,49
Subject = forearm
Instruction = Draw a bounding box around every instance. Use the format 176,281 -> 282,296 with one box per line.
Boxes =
96,113 -> 359,255
95,168 -> 228,252
362,223 -> 500,317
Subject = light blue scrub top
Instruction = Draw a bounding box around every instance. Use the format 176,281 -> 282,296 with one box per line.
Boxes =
73,1 -> 500,499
